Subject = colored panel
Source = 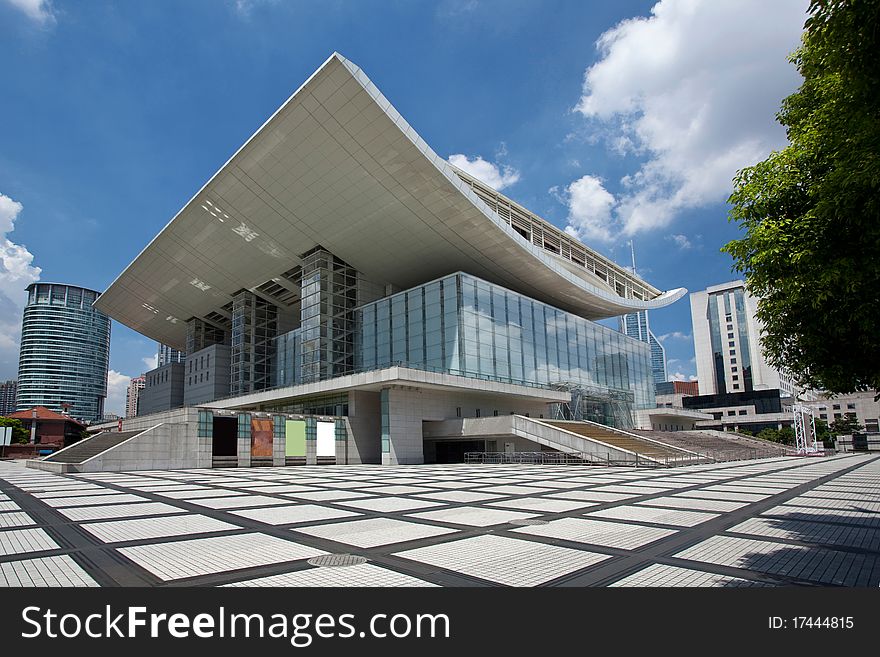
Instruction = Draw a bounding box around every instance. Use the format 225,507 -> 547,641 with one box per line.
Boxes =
316,421 -> 335,457
251,418 -> 273,457
285,420 -> 306,457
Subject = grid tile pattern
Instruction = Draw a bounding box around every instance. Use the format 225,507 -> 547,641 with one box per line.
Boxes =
395,535 -> 611,586
225,563 -> 437,587
609,564 -> 769,587
118,533 -> 326,581
1,453 -> 877,587
80,515 -> 239,543
294,518 -> 457,548
1,555 -> 99,587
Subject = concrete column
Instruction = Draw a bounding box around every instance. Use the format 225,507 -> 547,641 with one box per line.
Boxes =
335,419 -> 348,465
272,415 -> 285,467
381,387 -> 424,465
305,417 -> 317,465
237,412 -> 251,468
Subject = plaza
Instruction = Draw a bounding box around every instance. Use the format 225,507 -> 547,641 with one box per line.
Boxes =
2,454 -> 878,587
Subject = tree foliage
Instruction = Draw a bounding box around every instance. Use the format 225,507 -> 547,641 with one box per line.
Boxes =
722,0 -> 880,396
0,417 -> 29,445
829,415 -> 864,436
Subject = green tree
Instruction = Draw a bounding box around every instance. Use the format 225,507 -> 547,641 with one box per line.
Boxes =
0,417 -> 29,444
777,426 -> 796,446
829,415 -> 864,436
814,418 -> 834,447
722,0 -> 880,397
756,428 -> 780,443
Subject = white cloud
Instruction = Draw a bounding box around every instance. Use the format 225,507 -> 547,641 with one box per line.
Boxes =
142,354 -> 158,371
4,0 -> 54,22
657,331 -> 691,342
668,234 -> 692,250
669,371 -> 698,382
105,370 -> 131,417
448,154 -> 520,191
572,0 -> 806,236
0,192 -> 41,378
559,175 -> 617,243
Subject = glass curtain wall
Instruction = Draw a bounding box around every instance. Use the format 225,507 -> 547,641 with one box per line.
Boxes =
355,273 -> 653,410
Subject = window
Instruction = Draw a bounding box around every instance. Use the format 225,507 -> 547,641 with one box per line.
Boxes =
727,410 -> 736,416
729,349 -> 736,355
818,406 -> 826,411
847,403 -> 856,410
733,384 -> 740,389
846,412 -> 857,419
832,404 -> 840,410
727,333 -> 734,339
475,409 -> 481,418
738,410 -> 747,415
188,377 -> 191,385
820,414 -> 827,419
731,366 -> 738,372
455,407 -> 461,418
731,358 -> 737,364
834,413 -> 842,419
732,375 -> 739,381
728,341 -> 735,347
727,324 -> 733,331
493,410 -> 498,417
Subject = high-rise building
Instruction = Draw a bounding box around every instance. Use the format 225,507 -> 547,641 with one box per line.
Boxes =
690,281 -> 802,399
0,380 -> 17,416
16,283 -> 111,422
619,311 -> 667,387
125,375 -> 145,418
157,343 -> 184,366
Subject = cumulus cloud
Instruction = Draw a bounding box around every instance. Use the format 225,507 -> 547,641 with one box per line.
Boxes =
657,331 -> 691,342
448,154 -> 520,191
0,192 -> 42,379
558,175 -> 617,243
669,371 -> 698,382
668,234 -> 692,250
4,0 -> 54,22
142,354 -> 158,371
571,0 -> 807,236
105,370 -> 131,418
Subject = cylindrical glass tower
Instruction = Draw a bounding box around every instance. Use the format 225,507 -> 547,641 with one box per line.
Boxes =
16,283 -> 111,422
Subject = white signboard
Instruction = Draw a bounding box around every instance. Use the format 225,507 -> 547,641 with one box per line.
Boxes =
316,421 -> 336,457
0,426 -> 11,447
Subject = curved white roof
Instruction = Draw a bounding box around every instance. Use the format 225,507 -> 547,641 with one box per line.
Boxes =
95,53 -> 685,348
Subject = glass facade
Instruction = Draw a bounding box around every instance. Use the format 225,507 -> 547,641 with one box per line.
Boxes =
356,273 -> 653,410
17,283 -> 111,422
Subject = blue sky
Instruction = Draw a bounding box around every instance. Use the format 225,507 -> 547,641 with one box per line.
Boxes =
0,0 -> 808,414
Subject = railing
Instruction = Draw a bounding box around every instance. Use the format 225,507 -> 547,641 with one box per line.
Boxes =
463,447 -> 781,467
464,451 -> 708,468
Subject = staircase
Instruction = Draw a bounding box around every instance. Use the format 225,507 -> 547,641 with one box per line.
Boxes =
629,429 -> 791,461
43,430 -> 143,464
540,419 -> 707,463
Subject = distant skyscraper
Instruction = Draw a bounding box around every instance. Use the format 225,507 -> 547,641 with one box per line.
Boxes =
690,280 -> 806,399
619,310 -> 668,387
157,343 -> 184,366
16,283 -> 111,421
619,242 -> 667,388
0,380 -> 17,416
126,375 -> 145,418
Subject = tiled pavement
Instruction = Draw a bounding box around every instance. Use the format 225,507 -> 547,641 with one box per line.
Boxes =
0,454 -> 878,587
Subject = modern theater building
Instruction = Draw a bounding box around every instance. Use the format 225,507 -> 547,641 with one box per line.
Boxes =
53,53 -> 688,471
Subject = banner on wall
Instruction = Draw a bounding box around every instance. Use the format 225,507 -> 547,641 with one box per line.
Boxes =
250,418 -> 274,457
316,421 -> 336,457
285,420 -> 306,457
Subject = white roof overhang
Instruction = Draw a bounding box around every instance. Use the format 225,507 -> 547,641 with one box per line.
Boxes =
95,52 -> 685,349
